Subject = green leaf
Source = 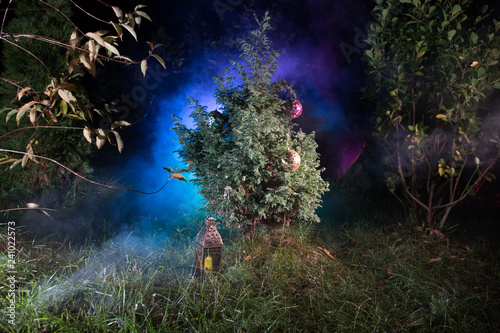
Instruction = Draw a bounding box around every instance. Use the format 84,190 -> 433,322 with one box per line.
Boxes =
66,114 -> 83,120
493,82 -> 500,89
171,173 -> 188,183
447,29 -> 456,41
477,67 -> 486,77
451,4 -> 461,16
365,50 -> 373,59
471,31 -> 478,44
9,159 -> 22,170
29,106 -> 37,124
96,129 -> 106,149
111,23 -> 123,39
382,8 -> 390,21
114,55 -> 133,62
111,120 -> 131,130
135,10 -> 152,22
83,127 -> 93,143
104,42 -> 120,56
151,54 -> 166,69
57,89 -> 76,113
85,32 -> 106,47
112,6 -> 123,18
60,99 -> 68,116
16,101 -> 36,125
21,154 -> 28,168
121,23 -> 138,42
112,130 -> 124,153
140,59 -> 147,77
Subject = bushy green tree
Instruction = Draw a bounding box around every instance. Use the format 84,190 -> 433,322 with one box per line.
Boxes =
364,0 -> 500,230
173,13 -> 329,231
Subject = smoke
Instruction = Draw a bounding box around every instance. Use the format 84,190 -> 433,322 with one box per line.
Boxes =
33,230 -> 183,312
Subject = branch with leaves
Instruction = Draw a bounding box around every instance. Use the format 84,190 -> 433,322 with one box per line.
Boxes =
0,1 -> 182,198
364,0 -> 500,230
0,2 -> 165,164
0,148 -> 187,194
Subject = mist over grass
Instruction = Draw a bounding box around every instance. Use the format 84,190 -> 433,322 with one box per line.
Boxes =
1,216 -> 499,332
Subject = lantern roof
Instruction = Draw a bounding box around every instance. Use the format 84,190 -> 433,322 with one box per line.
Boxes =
194,216 -> 223,248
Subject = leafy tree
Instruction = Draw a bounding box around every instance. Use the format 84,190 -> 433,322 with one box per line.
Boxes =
173,13 -> 329,232
363,0 -> 500,230
0,1 -> 166,203
0,0 -> 94,200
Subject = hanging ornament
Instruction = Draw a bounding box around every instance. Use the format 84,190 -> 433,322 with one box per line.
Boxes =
205,110 -> 225,130
284,99 -> 303,119
283,149 -> 301,171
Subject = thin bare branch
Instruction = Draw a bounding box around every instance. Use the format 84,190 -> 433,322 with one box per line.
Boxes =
0,207 -> 57,213
0,0 -> 13,36
69,0 -> 109,24
0,35 -> 55,81
38,0 -> 85,36
3,32 -> 138,65
0,126 -> 84,142
0,148 -> 171,195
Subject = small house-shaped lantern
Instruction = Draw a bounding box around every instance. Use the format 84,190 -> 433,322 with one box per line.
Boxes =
194,216 -> 223,276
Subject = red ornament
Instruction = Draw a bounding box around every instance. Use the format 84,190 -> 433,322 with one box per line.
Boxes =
284,99 -> 303,119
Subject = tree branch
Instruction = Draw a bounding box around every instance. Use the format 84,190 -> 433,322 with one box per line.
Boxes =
0,125 -> 84,145
0,0 -> 13,36
396,125 -> 429,212
38,0 -> 85,35
0,35 -> 55,81
0,148 -> 171,195
69,0 -> 109,24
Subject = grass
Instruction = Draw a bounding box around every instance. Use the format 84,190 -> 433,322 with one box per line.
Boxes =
0,219 -> 499,332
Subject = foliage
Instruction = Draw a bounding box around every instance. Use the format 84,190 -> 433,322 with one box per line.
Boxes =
363,0 -> 500,230
1,219 -> 499,332
173,13 -> 329,231
0,0 -> 166,201
0,0 -> 94,200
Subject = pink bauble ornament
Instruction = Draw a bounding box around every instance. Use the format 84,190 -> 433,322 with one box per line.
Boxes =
284,99 -> 303,119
